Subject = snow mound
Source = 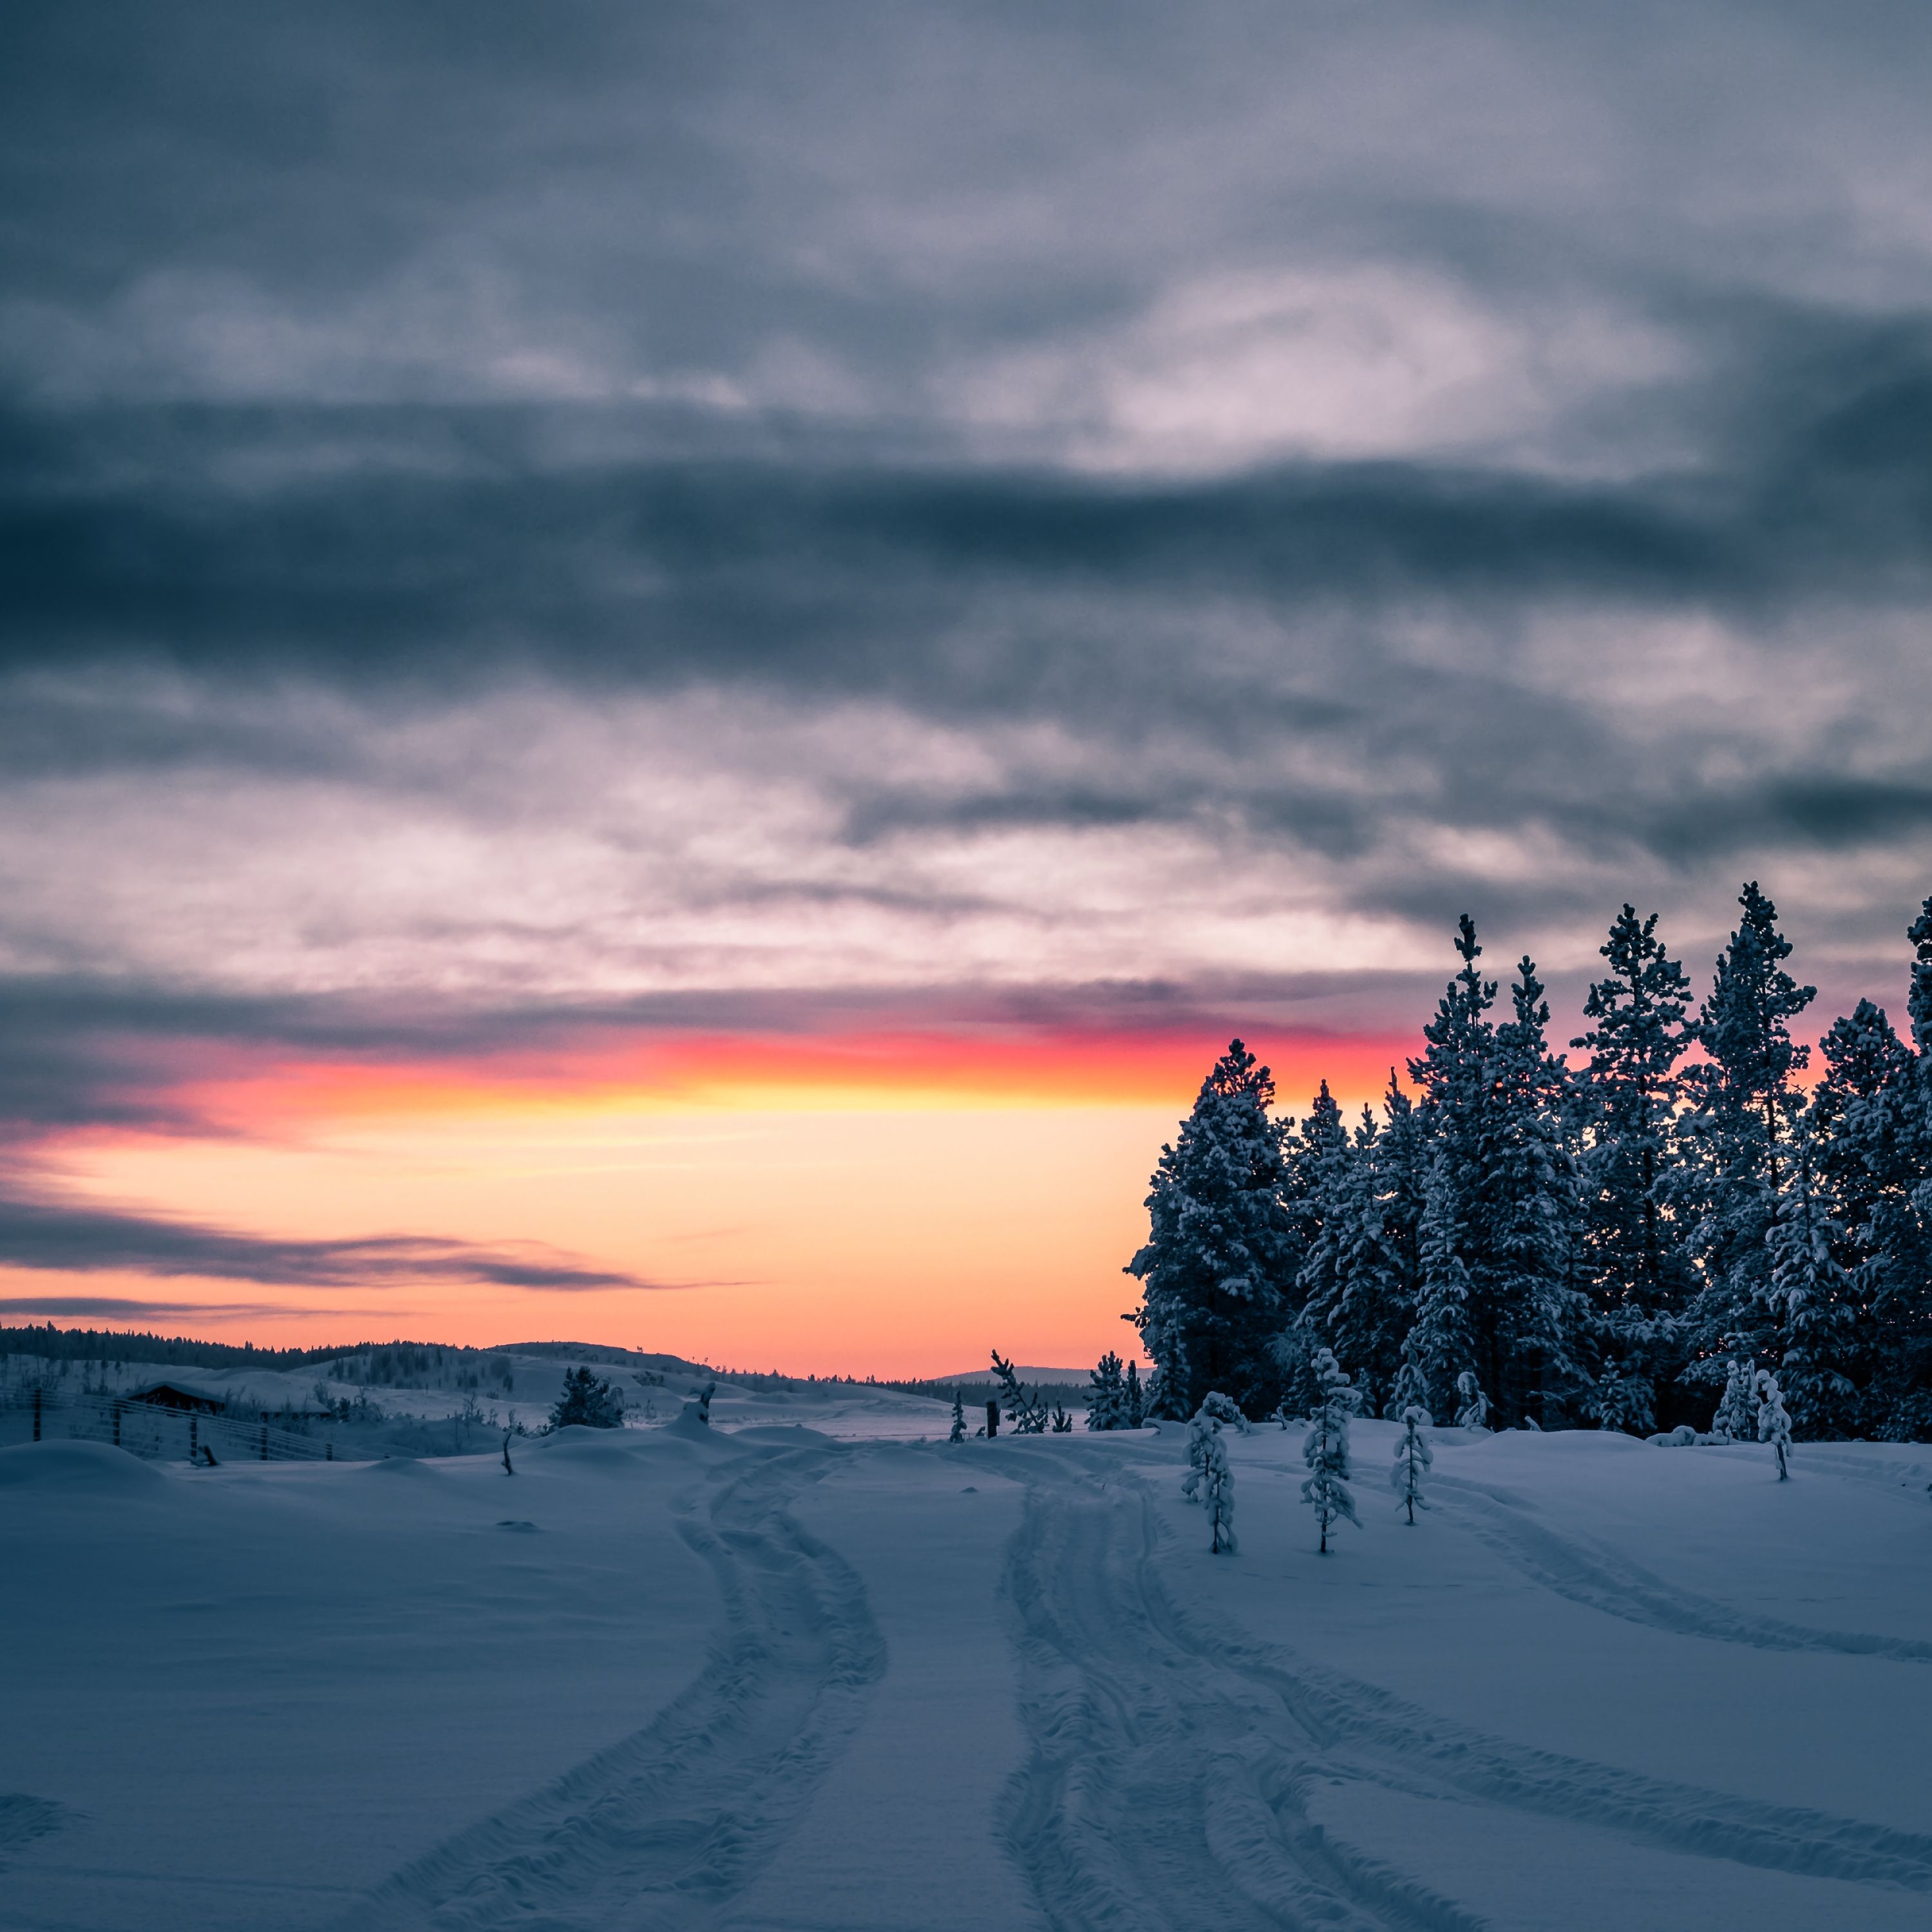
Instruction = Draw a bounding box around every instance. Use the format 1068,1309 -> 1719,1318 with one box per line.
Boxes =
361,1455 -> 437,1477
0,1440 -> 167,1495
727,1424 -> 835,1445
1463,1428 -> 1650,1459
655,1410 -> 741,1449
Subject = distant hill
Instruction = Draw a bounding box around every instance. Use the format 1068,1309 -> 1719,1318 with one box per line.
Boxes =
937,1366 -> 1092,1387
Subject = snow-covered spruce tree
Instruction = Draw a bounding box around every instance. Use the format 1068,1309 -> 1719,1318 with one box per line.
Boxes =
1405,922 -> 1582,1426
1126,1040 -> 1303,1419
1454,1369 -> 1490,1431
1756,1369 -> 1793,1479
1084,1352 -> 1128,1430
1182,1392 -> 1246,1494
549,1366 -> 624,1430
1403,1145 -> 1477,1423
1301,1348 -> 1361,1553
1571,905 -> 1695,1429
1302,1084 -> 1422,1418
949,1389 -> 967,1443
1124,1359 -> 1144,1428
1765,1106 -> 1858,1438
1674,884 -> 1815,1408
1390,1405 -> 1432,1523
1812,903 -> 1932,1439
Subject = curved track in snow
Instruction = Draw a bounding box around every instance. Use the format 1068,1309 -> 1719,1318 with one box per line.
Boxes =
998,1457 -> 1932,1932
344,1444 -> 884,1932
1432,1472 -> 1932,1663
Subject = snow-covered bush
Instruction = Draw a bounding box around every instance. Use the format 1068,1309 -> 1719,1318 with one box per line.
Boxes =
1195,1390 -> 1250,1434
1390,1405 -> 1432,1523
1756,1370 -> 1793,1480
949,1390 -> 966,1443
1302,1348 -> 1361,1553
1453,1370 -> 1490,1432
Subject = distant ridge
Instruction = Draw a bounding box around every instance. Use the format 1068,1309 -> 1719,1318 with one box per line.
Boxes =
936,1365 -> 1091,1386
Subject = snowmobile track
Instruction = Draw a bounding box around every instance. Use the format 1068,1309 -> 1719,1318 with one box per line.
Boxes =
998,1463 -> 1932,1931
340,1444 -> 885,1932
1432,1472 -> 1932,1663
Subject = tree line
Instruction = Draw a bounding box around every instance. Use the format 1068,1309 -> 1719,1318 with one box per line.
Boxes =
1126,885 -> 1932,1441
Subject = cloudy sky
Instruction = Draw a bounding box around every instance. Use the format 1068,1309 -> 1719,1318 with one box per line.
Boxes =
4,2 -> 1931,1372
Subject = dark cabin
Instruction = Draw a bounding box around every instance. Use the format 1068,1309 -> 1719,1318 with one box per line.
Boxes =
128,1381 -> 225,1414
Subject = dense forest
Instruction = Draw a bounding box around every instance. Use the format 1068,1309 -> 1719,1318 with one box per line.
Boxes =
1126,886 -> 1932,1441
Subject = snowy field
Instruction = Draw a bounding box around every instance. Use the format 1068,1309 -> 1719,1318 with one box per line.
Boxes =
6,1405 -> 1932,1932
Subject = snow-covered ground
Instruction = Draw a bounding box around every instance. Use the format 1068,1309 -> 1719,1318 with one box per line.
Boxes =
6,1404 -> 1932,1931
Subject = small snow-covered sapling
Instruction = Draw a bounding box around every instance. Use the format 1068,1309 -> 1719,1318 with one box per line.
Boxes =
1181,1396 -> 1238,1552
1756,1370 -> 1793,1481
1203,1425 -> 1236,1553
1302,1348 -> 1362,1553
1390,1405 -> 1432,1523
1714,1357 -> 1756,1443
949,1390 -> 967,1443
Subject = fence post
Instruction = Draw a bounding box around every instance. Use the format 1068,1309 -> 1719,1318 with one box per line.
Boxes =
112,1400 -> 121,1448
260,1421 -> 269,1461
33,1385 -> 41,1442
190,1414 -> 198,1462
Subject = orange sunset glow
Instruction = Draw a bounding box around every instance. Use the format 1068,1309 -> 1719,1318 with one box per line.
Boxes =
5,1023 -> 1414,1374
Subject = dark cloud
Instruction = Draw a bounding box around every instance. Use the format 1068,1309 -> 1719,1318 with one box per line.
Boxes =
4,321 -> 1932,702
0,1191 -> 679,1293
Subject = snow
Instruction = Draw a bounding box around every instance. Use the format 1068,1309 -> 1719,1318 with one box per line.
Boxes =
6,1405 -> 1932,1929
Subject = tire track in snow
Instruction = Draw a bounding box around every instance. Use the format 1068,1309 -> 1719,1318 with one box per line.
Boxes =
999,1472 -> 1490,1932
998,1460 -> 1932,1931
343,1444 -> 885,1932
1432,1472 -> 1932,1663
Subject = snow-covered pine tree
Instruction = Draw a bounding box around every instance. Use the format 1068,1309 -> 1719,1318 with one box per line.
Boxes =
1302,1088 -> 1419,1417
1124,1359 -> 1144,1428
1454,1369 -> 1490,1430
1084,1351 -> 1127,1430
1756,1369 -> 1793,1479
1814,917 -> 1932,1439
1403,1146 -> 1477,1421
1571,905 -> 1694,1427
1301,1348 -> 1361,1553
1405,922 -> 1581,1425
949,1389 -> 967,1443
551,1366 -> 625,1430
1390,1405 -> 1432,1522
1125,1040 -> 1302,1419
1486,954 -> 1588,1423
1674,884 -> 1816,1406
1765,1105 -> 1857,1438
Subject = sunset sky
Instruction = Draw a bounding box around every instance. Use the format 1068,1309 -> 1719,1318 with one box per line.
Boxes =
4,3 -> 1932,1374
